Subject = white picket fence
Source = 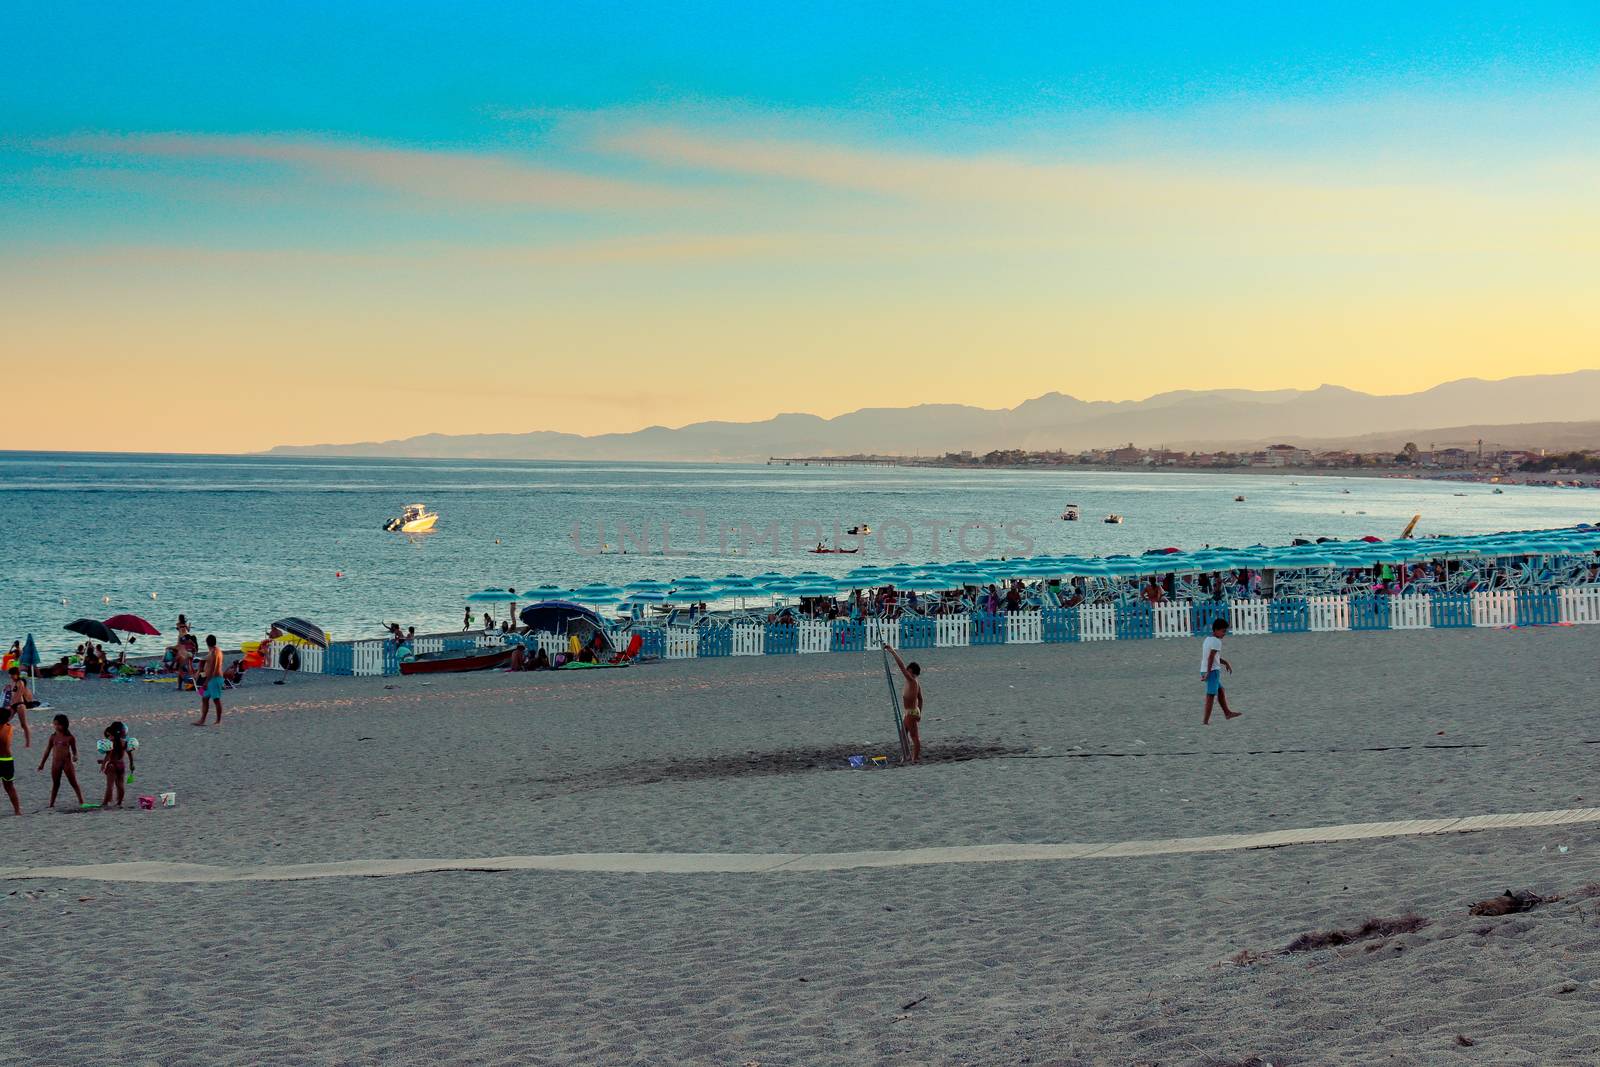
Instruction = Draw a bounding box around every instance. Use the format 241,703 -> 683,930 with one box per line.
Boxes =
1228,600 -> 1270,635
258,641 -> 326,674
797,621 -> 831,653
1005,610 -> 1042,644
1560,587 -> 1600,625
1471,591 -> 1516,628
1153,603 -> 1190,638
1390,596 -> 1433,630
1307,596 -> 1350,632
935,616 -> 971,647
864,618 -> 899,650
664,626 -> 700,659
1079,605 -> 1116,641
732,622 -> 766,655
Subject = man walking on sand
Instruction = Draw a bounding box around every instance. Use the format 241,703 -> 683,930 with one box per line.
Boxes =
194,634 -> 225,726
1201,618 -> 1241,725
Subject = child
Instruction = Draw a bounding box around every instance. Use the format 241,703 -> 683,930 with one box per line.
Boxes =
99,721 -> 134,809
4,665 -> 35,747
37,713 -> 84,808
0,708 -> 18,815
884,644 -> 924,763
1201,618 -> 1241,725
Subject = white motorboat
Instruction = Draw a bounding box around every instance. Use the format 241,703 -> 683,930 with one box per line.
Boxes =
383,503 -> 439,533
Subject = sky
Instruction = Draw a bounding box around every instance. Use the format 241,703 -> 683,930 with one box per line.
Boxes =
3,2 -> 1599,453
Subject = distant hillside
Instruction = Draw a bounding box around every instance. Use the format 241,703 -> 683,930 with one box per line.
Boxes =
265,370 -> 1600,461
1239,420 -> 1600,455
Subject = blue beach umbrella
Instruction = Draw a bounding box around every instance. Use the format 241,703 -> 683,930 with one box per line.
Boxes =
570,584 -> 625,603
19,634 -> 39,671
625,579 -> 673,592
519,584 -> 572,600
465,588 -> 518,603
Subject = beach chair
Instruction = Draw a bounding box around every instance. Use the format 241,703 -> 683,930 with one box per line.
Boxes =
610,632 -> 643,664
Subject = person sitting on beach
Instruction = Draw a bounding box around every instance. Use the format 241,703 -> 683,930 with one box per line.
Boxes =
37,713 -> 84,809
1142,577 -> 1164,605
482,612 -> 494,632
884,643 -> 923,764
0,708 -> 19,815
1200,619 -> 1240,726
578,647 -> 596,664
531,647 -> 551,670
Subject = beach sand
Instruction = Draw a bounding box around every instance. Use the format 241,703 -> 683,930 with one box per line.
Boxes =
7,626 -> 1600,1064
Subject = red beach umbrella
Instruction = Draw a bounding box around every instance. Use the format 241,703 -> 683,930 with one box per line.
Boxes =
103,613 -> 161,636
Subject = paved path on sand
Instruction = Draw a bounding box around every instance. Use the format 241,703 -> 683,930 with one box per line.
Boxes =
5,806 -> 1596,884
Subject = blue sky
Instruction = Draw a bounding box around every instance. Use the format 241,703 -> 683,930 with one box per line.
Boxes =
4,2 -> 1599,451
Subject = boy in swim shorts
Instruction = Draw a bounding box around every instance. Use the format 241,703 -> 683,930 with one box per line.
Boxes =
194,634 -> 225,726
1200,618 -> 1240,725
0,708 -> 19,815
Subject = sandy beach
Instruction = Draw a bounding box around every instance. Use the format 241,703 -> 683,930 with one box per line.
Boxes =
8,625 -> 1600,1065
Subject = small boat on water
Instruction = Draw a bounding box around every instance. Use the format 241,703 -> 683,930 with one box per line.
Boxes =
809,542 -> 860,554
399,646 -> 512,675
1234,495 -> 1246,502
1061,504 -> 1080,521
1103,514 -> 1124,524
1492,487 -> 1505,494
384,503 -> 438,533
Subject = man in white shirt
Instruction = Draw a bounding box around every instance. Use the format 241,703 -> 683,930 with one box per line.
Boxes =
1200,618 -> 1240,725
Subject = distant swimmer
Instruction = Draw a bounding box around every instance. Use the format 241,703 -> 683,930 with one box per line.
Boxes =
884,644 -> 924,763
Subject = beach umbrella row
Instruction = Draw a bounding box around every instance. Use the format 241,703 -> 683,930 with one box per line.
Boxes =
466,525 -> 1600,609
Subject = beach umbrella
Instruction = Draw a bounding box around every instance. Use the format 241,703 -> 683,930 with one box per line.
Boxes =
19,634 -> 39,672
570,584 -> 625,602
465,588 -> 518,603
516,584 -> 571,600
103,613 -> 161,636
64,618 -> 120,644
625,579 -> 673,592
270,617 -> 329,648
620,590 -> 669,604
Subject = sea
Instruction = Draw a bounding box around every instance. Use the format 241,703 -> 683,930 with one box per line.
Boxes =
3,452 -> 1595,654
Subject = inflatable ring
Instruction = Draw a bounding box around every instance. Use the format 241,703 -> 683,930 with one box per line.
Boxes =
278,645 -> 301,672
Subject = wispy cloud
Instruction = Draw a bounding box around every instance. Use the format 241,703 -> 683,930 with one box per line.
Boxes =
45,132 -> 693,211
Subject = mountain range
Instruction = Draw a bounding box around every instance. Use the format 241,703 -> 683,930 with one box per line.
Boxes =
265,371 -> 1600,461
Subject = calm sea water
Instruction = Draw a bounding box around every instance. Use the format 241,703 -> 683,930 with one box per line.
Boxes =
3,452 -> 1595,654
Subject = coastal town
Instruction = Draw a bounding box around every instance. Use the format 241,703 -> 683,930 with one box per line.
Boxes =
773,442 -> 1600,484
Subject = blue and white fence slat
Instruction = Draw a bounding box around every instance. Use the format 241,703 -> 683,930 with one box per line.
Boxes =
664,626 -> 700,659
698,625 -> 732,657
1431,593 -> 1473,629
1390,596 -> 1432,630
1307,596 -> 1350,632
1153,603 -> 1190,638
1228,600 -> 1270,636
1267,600 -> 1308,633
935,616 -> 971,647
1115,604 -> 1153,640
900,616 -> 936,649
970,613 -> 1006,646
1005,610 -> 1043,644
1191,601 -> 1229,637
1041,608 -> 1077,643
1078,605 -> 1116,642
764,624 -> 797,655
1515,591 -> 1560,627
796,621 -> 831,653
1471,591 -> 1516,629
1349,596 -> 1391,631
865,618 -> 899,650
732,623 -> 765,655
1560,587 -> 1600,625
831,620 -> 866,652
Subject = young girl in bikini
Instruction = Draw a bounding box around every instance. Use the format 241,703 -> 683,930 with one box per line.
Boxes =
37,713 -> 84,808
